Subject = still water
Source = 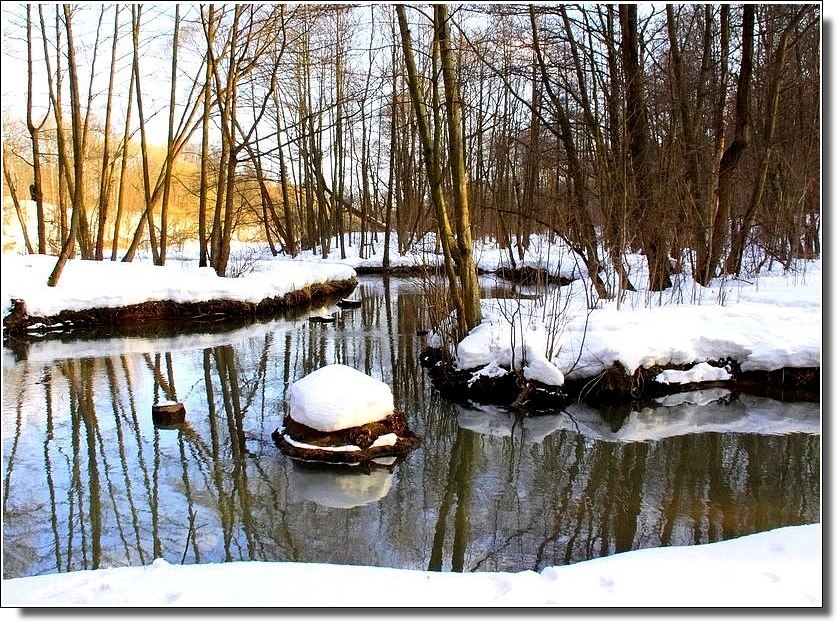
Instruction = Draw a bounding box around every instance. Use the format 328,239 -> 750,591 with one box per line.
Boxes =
2,277 -> 820,579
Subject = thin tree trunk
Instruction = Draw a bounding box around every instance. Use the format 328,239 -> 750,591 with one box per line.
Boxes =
436,4 -> 482,331
159,5 -> 181,265
122,5 -> 160,264
530,5 -> 609,298
95,5 -> 121,261
619,3 -> 669,291
48,5 -> 87,286
198,4 -> 215,267
726,8 -> 802,275
396,5 -> 467,337
3,164 -> 35,254
111,57 -> 136,260
702,5 -> 754,282
26,4 -> 49,255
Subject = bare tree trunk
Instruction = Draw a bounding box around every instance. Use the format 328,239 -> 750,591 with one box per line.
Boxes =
436,4 -> 482,331
619,3 -> 669,291
40,6 -> 73,255
530,6 -> 609,298
48,5 -> 87,286
396,5 -> 468,337
3,163 -> 35,254
274,94 -> 296,256
122,5 -> 160,264
702,5 -> 754,282
159,5 -> 181,265
26,4 -> 49,255
111,55 -> 136,260
726,8 -> 805,275
198,4 -> 216,267
95,5 -> 121,261
74,6 -> 108,261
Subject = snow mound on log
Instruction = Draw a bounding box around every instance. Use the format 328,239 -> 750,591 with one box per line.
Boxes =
289,364 -> 395,432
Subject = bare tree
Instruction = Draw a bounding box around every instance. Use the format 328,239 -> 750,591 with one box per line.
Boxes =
25,4 -> 50,255
48,4 -> 87,286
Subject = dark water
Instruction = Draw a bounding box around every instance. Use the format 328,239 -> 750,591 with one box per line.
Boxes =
1,277 -> 820,579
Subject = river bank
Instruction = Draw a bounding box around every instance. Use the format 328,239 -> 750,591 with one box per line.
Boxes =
2,242 -> 822,409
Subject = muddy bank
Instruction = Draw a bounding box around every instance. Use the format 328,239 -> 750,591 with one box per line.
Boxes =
2,277 -> 358,340
420,347 -> 820,407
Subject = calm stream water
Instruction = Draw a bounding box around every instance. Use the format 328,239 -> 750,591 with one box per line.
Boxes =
2,277 -> 820,580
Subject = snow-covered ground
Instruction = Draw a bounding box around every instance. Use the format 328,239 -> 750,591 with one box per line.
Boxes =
1,253 -> 355,318
0,523 -> 820,607
0,237 -> 822,609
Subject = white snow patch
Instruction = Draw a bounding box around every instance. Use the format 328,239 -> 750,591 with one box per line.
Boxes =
467,360 -> 509,387
655,362 -> 732,385
288,364 -> 394,432
1,253 -> 355,318
455,311 -> 565,386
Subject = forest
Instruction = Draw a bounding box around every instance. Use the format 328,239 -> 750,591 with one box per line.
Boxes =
1,3 -> 821,333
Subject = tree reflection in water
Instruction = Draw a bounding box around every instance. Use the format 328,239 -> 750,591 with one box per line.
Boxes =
1,277 -> 820,580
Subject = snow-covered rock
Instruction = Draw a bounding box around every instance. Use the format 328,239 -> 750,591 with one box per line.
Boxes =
288,364 -> 395,432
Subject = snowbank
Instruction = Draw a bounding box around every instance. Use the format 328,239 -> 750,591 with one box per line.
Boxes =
442,260 -> 820,388
1,524 -> 820,607
1,253 -> 356,318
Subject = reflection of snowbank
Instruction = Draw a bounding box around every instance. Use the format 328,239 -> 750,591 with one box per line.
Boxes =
456,403 -> 568,444
290,466 -> 393,509
565,395 -> 820,443
457,396 -> 819,445
2,316 -> 299,366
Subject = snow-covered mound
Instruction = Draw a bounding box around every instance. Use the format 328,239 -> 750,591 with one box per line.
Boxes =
655,362 -> 732,384
288,364 -> 394,432
274,364 -> 421,464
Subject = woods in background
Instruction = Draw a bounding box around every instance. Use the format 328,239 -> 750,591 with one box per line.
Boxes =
2,4 -> 820,304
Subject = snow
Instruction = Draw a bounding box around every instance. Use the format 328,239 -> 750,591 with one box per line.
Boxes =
1,253 -> 355,318
1,524 -> 820,607
280,431 -> 398,453
288,363 -> 395,432
655,361 -> 732,384
457,394 -> 819,443
443,258 -> 820,387
454,313 -> 564,386
1,243 -> 821,392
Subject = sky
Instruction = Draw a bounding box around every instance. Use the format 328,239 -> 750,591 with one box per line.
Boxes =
0,232 -> 823,610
